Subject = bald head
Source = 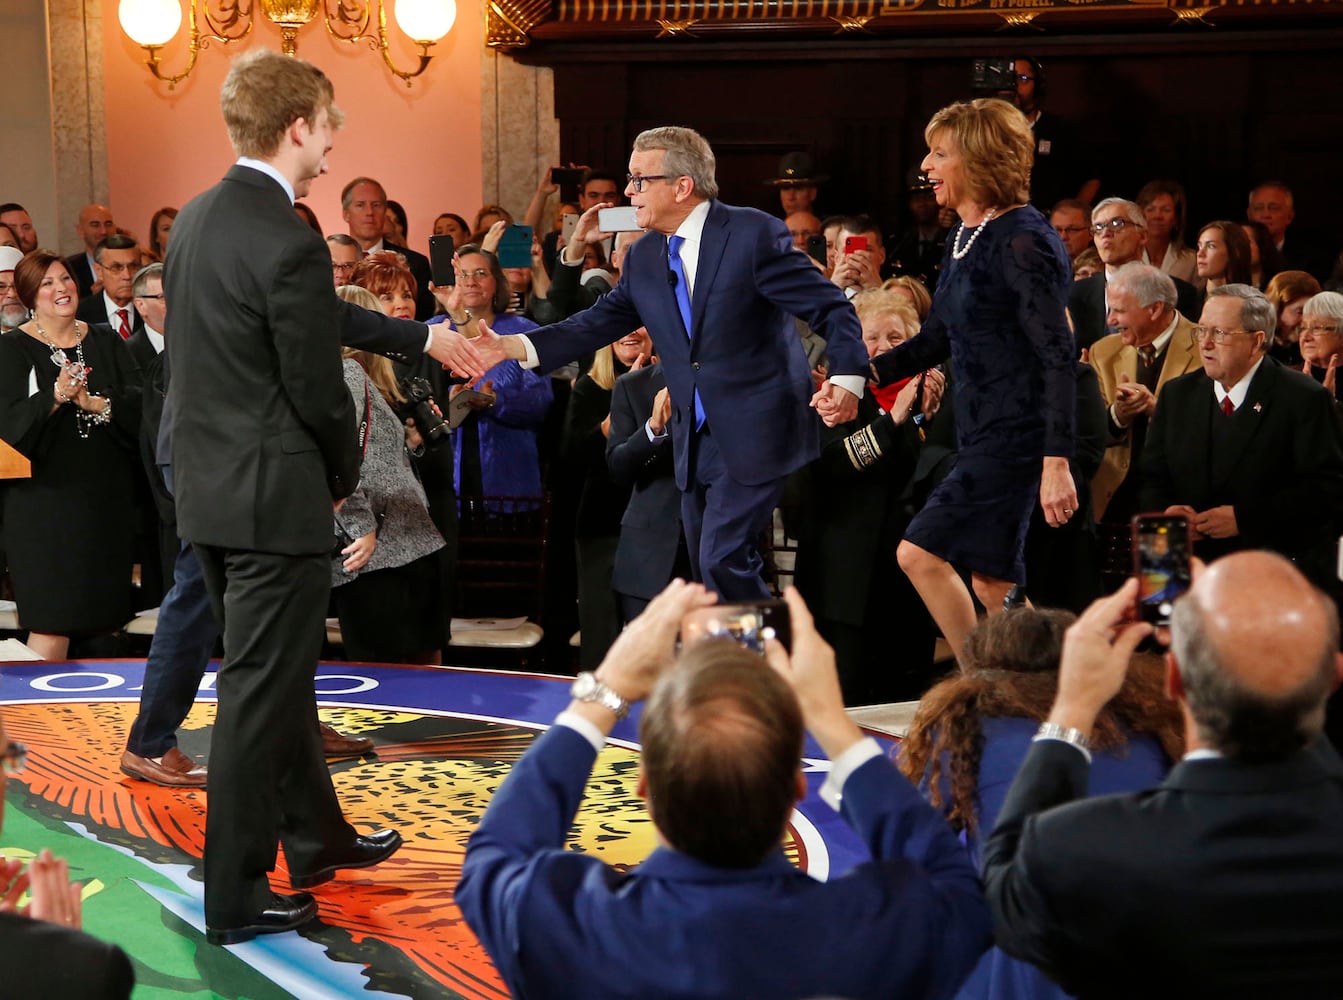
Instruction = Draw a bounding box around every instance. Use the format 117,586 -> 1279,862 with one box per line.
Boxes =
785,211 -> 822,252
77,204 -> 115,254
1171,552 -> 1340,759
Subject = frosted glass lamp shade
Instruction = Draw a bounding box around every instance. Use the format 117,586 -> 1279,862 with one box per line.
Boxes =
394,0 -> 455,42
118,0 -> 184,46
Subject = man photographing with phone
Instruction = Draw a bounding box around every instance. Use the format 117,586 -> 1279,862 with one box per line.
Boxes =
456,580 -> 992,1000
472,126 -> 868,600
983,553 -> 1343,994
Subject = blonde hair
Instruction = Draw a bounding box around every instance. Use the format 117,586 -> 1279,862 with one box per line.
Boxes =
335,285 -> 406,405
880,275 -> 933,321
587,345 -> 618,391
924,98 -> 1033,208
854,288 -> 922,338
220,49 -> 343,159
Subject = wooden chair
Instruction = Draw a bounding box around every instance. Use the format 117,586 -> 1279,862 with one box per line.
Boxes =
447,494 -> 551,669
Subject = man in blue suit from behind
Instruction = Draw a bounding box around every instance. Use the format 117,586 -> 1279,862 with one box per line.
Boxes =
479,127 -> 868,599
456,581 -> 992,1000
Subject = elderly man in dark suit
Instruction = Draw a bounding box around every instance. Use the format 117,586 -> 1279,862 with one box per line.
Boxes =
478,126 -> 868,600
1137,283 -> 1343,589
458,582 -> 992,1000
74,234 -> 144,338
984,552 -> 1343,994
166,49 -> 485,945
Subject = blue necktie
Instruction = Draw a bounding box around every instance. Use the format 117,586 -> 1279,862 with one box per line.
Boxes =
668,235 -> 707,428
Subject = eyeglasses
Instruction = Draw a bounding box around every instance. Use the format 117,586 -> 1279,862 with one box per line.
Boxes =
98,261 -> 140,274
136,293 -> 165,301
3,740 -> 27,773
1192,326 -> 1255,344
1090,218 -> 1142,236
1054,226 -> 1089,236
626,174 -> 673,193
1300,323 -> 1341,337
331,262 -> 357,274
455,268 -> 492,282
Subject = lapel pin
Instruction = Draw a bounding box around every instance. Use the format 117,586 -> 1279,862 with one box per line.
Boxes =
1253,402 -> 1262,413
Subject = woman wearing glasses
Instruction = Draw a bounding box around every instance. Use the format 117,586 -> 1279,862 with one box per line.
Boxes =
433,246 -> 553,503
867,98 -> 1077,663
0,251 -> 141,660
1298,291 -> 1343,402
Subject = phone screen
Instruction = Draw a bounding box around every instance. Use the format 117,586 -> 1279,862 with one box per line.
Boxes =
597,206 -> 642,233
496,224 -> 533,269
1132,514 -> 1192,625
680,601 -> 791,654
428,235 -> 455,287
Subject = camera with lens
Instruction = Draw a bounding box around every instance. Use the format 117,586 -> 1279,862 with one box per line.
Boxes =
970,58 -> 1018,96
394,376 -> 449,443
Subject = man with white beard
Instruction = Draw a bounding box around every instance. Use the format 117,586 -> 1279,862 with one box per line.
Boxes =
0,247 -> 29,332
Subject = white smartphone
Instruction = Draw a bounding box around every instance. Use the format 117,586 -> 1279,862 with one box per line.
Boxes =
598,206 -> 642,232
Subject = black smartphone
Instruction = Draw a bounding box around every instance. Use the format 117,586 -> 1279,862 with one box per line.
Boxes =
551,166 -> 584,187
496,224 -> 533,269
681,601 -> 791,654
428,234 -> 455,287
806,234 -> 827,264
1131,513 -> 1192,626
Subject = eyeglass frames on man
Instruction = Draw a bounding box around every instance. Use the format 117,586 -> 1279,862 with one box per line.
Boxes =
626,174 -> 674,193
1090,218 -> 1142,237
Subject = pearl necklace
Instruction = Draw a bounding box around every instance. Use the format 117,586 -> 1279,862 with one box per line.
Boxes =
34,319 -> 110,438
950,207 -> 998,260
34,318 -> 88,379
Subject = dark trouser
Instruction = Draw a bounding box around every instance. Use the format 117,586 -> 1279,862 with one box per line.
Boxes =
575,535 -> 621,670
195,544 -> 355,928
125,538 -> 220,757
681,426 -> 785,601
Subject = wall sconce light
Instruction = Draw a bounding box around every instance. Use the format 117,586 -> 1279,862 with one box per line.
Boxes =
117,0 -> 457,89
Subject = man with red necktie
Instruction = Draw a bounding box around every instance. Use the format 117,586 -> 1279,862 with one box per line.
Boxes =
75,234 -> 144,338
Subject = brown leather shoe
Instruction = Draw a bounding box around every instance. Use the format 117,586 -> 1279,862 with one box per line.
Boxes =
320,722 -> 373,759
120,747 -> 208,788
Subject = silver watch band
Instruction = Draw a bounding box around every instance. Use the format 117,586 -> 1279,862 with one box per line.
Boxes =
1034,721 -> 1090,751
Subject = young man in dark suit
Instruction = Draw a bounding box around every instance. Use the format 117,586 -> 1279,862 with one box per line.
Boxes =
478,126 -> 868,600
165,49 -> 485,945
983,552 -> 1343,994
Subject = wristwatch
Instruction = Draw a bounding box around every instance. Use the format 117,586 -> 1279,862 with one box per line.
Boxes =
570,671 -> 630,720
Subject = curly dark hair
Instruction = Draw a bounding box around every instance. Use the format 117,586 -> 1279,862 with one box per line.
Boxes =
898,608 -> 1184,836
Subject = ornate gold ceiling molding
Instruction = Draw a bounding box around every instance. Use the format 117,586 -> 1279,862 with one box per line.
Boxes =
485,0 -> 1342,47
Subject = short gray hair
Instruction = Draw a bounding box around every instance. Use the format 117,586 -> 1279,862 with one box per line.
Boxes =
1208,283 -> 1276,341
1171,585 -> 1337,760
1109,261 -> 1176,310
1303,291 -> 1343,327
132,262 -> 163,298
632,127 -> 719,201
326,233 -> 358,248
1092,197 -> 1146,229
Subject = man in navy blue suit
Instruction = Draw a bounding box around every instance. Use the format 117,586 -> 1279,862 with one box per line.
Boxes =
456,581 -> 992,1000
479,127 -> 868,599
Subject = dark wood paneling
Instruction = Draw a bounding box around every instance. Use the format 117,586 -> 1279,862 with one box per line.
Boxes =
550,39 -> 1343,262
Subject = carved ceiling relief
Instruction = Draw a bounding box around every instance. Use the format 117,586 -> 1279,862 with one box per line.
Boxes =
484,0 -> 1341,47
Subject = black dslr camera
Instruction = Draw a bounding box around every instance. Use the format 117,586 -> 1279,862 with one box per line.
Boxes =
394,376 -> 449,443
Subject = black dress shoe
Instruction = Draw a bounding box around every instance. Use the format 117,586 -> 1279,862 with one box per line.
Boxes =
206,892 -> 317,945
290,829 -> 404,890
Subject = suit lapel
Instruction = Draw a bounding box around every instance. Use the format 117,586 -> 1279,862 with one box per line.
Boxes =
690,203 -> 729,343
1210,361 -> 1274,494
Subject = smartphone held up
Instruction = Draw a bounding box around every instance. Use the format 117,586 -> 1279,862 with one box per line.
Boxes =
680,601 -> 791,655
1131,513 -> 1192,626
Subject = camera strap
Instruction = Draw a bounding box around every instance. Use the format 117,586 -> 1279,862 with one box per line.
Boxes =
359,378 -> 372,458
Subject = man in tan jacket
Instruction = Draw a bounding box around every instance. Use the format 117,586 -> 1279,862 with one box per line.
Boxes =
1088,261 -> 1200,522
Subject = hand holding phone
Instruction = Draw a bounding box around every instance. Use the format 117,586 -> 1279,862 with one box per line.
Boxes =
681,601 -> 791,654
429,235 -> 455,287
1132,513 -> 1192,625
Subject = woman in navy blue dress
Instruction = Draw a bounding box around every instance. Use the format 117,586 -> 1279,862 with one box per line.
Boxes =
870,98 -> 1077,660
